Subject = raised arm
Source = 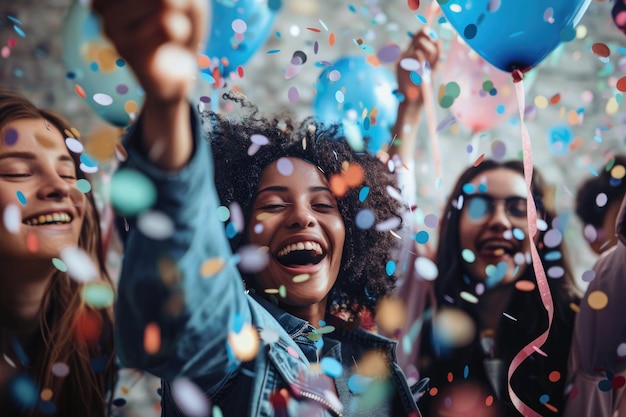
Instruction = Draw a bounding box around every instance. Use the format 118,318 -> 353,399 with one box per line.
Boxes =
93,0 -> 207,170
389,29 -> 440,164
93,0 -> 252,390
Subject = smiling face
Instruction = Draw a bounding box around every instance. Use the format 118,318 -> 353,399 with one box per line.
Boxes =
459,168 -> 533,287
247,158 -> 346,313
0,118 -> 85,261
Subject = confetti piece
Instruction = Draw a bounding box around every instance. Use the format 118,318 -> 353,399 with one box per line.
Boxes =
321,357 -> 343,378
592,42 -> 610,58
137,210 -> 175,240
228,324 -> 260,362
82,282 -> 115,308
60,246 -> 98,282
515,280 -> 536,292
3,203 -> 20,234
171,377 -> 210,417
200,258 -> 225,278
587,290 -> 608,310
51,363 -> 70,377
144,323 -> 161,354
549,371 -> 561,382
415,256 -> 438,280
292,273 -> 310,283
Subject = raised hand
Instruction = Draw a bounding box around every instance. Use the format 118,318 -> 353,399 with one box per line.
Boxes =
92,0 -> 208,104
396,29 -> 440,106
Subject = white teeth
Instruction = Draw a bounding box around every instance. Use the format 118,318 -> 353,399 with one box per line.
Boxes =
24,212 -> 72,226
277,241 -> 323,257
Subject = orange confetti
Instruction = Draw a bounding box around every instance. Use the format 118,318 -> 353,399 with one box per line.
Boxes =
407,0 -> 420,11
75,308 -> 103,345
515,280 -> 536,292
549,93 -> 561,105
549,371 -> 561,382
567,109 -> 580,126
144,322 -> 161,354
26,231 -> 38,253
74,84 -> 86,99
473,153 -> 485,167
329,32 -> 336,46
568,137 -> 583,151
544,403 -> 558,413
124,100 -> 138,114
447,372 -> 454,383
485,395 -> 494,406
366,54 -> 381,67
429,387 -> 438,396
591,42 -> 610,58
306,27 -> 322,33
616,76 -> 626,92
212,67 -> 221,88
329,174 -> 348,197
197,54 -> 211,69
344,163 -> 364,187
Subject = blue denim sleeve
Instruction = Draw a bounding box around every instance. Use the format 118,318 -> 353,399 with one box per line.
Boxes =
114,106 -> 251,389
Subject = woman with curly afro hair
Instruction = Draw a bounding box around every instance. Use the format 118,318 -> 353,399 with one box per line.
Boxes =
207,92 -> 403,322
98,0 -> 422,414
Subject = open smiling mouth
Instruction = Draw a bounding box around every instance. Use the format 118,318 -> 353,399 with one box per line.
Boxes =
276,241 -> 325,267
477,240 -> 518,257
22,212 -> 73,226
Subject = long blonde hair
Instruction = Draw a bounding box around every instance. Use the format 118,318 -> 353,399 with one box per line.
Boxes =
0,89 -> 116,417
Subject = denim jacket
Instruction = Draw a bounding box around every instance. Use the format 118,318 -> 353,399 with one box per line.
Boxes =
115,107 -> 422,416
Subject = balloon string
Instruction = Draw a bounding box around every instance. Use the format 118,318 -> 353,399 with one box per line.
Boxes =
507,79 -> 554,417
422,0 -> 442,190
421,69 -> 442,187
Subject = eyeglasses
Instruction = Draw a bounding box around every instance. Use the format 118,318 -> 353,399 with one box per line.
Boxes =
461,194 -> 529,223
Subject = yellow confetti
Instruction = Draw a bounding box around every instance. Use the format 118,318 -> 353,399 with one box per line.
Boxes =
606,97 -> 619,115
292,274 -> 310,283
611,165 -> 626,179
228,324 -> 259,361
587,290 -> 608,310
200,258 -> 225,278
534,95 -> 548,109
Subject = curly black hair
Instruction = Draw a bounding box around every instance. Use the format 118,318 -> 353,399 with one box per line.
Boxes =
201,92 -> 403,319
575,155 -> 626,228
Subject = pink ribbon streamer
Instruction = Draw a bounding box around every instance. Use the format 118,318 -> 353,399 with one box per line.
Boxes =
421,1 -> 442,187
507,78 -> 555,417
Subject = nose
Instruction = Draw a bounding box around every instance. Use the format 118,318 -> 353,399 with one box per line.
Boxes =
485,201 -> 512,231
37,174 -> 71,201
286,202 -> 316,229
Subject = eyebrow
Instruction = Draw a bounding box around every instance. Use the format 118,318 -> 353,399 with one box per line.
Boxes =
256,185 -> 332,195
0,151 -> 74,164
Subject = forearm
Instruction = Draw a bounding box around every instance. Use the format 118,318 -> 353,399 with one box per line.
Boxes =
389,100 -> 423,163
140,98 -> 193,171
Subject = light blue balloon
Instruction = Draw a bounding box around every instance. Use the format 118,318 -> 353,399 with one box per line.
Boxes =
437,0 -> 591,72
62,0 -> 144,126
202,0 -> 279,77
313,56 -> 399,153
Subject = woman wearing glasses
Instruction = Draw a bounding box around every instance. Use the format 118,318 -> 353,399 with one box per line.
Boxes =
416,160 -> 580,417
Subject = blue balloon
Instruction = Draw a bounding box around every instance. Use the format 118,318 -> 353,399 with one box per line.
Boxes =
437,0 -> 591,72
313,56 -> 399,153
62,1 -> 144,127
203,0 -> 279,78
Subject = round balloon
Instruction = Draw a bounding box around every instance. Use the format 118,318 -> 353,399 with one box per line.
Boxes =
439,37 -> 536,133
62,0 -> 144,127
313,56 -> 399,153
437,0 -> 592,72
202,0 -> 279,79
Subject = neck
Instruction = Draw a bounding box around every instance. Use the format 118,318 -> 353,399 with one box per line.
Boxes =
283,300 -> 328,328
0,258 -> 55,346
